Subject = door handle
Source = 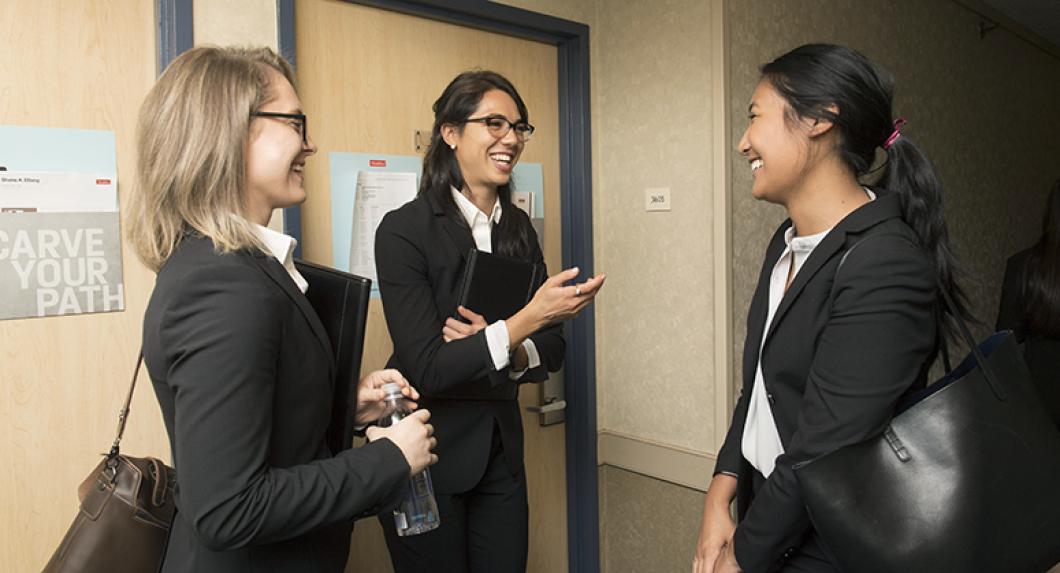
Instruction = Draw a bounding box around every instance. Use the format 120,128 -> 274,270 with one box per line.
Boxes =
525,399 -> 566,414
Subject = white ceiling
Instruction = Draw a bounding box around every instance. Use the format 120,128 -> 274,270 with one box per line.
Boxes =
980,0 -> 1060,51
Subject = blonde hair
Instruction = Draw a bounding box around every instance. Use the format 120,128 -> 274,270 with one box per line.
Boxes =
126,46 -> 298,271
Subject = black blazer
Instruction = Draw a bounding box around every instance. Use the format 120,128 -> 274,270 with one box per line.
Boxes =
374,194 -> 564,493
143,235 -> 409,572
996,247 -> 1060,429
714,191 -> 938,573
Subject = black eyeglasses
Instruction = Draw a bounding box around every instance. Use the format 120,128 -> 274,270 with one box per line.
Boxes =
463,115 -> 535,142
250,111 -> 308,146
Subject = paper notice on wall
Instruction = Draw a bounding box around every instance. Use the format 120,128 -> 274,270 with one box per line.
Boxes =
0,171 -> 117,213
348,170 -> 417,283
0,125 -> 123,320
512,191 -> 534,218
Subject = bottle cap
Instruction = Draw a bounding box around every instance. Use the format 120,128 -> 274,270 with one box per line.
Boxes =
381,383 -> 403,399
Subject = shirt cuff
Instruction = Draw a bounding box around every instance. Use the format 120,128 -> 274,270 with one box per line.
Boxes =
484,320 -> 511,371
508,339 -> 540,380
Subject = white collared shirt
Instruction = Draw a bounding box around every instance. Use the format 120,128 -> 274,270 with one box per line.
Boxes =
252,223 -> 308,294
741,189 -> 876,478
451,187 -> 540,378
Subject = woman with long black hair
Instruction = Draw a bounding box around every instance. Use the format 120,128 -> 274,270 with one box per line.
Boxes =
693,44 -> 966,573
997,178 -> 1060,429
374,70 -> 604,572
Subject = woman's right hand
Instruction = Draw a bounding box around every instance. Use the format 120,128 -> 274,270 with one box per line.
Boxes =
517,267 -> 610,330
365,409 -> 438,475
693,474 -> 738,573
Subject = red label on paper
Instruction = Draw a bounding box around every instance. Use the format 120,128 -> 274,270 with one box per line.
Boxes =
369,160 -> 387,167
95,178 -> 112,185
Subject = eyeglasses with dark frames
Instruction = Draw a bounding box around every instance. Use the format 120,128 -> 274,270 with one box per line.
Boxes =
462,115 -> 535,142
250,111 -> 308,146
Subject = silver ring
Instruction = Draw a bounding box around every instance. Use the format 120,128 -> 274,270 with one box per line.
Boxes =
575,286 -> 582,296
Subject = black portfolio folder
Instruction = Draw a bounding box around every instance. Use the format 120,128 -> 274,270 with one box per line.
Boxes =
294,259 -> 371,453
456,249 -> 543,323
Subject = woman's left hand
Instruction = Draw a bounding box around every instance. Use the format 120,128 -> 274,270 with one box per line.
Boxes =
713,542 -> 742,573
354,369 -> 420,425
442,306 -> 487,342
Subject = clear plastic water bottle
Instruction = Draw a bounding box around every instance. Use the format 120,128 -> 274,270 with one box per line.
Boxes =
379,383 -> 440,536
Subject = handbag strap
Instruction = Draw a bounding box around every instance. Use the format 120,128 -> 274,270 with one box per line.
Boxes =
108,351 -> 144,458
938,308 -> 953,373
937,284 -> 1007,401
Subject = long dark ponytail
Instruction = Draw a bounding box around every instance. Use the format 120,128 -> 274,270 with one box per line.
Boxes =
420,70 -> 535,259
1024,179 -> 1060,337
761,43 -> 970,327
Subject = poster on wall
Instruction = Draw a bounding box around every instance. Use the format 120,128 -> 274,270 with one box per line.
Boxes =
0,125 -> 124,320
330,152 -> 421,295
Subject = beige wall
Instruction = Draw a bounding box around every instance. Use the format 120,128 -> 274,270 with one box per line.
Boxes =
504,1 -> 727,571
194,0 -> 277,48
503,0 -> 730,474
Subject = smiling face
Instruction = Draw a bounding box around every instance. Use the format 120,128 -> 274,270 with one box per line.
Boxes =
738,79 -> 815,205
244,68 -> 317,225
443,89 -> 525,193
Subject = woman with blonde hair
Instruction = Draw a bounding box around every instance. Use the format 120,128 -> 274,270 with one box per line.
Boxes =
128,45 -> 437,572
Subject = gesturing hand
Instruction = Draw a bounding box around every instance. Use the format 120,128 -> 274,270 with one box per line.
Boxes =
353,369 -> 420,425
442,306 -> 487,342
526,267 -> 606,326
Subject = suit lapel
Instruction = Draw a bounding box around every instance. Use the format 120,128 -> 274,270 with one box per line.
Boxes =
743,224 -> 790,388
429,193 -> 476,260
761,190 -> 903,346
762,230 -> 846,344
252,253 -> 336,379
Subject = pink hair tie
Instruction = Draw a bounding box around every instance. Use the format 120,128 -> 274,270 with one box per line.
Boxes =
883,117 -> 907,150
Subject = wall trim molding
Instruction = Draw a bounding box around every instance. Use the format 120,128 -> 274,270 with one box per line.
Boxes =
598,431 -> 716,492
710,0 -> 735,458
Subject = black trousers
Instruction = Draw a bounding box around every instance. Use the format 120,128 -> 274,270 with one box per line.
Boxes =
380,425 -> 529,573
748,469 -> 841,573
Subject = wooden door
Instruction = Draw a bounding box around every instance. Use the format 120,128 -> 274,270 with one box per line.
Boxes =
294,1 -> 567,571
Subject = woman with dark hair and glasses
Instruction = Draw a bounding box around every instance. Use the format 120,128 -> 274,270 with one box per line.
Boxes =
374,70 -> 605,572
692,44 -> 967,573
997,178 -> 1060,430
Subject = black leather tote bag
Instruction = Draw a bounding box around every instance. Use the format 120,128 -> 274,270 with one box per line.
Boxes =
795,288 -> 1060,573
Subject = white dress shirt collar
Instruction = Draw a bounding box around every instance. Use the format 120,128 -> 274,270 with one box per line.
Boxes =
252,223 -> 308,294
452,186 -> 502,228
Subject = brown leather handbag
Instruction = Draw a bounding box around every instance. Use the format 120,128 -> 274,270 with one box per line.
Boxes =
43,354 -> 176,573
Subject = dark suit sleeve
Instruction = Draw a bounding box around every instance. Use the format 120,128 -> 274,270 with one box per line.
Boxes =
375,211 -> 511,394
732,235 -> 937,573
160,263 -> 409,551
518,225 -> 565,383
996,253 -> 1026,341
713,388 -> 750,477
